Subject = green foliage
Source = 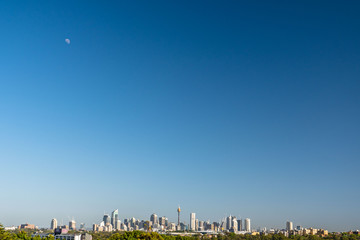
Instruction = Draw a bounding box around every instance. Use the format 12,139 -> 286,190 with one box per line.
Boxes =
0,224 -> 14,240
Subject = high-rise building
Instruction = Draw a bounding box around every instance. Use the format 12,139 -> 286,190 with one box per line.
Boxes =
93,224 -> 98,232
190,213 -> 196,231
103,214 -> 110,226
159,217 -> 166,226
245,218 -> 251,232
226,216 -> 232,230
111,209 -> 119,227
286,221 -> 293,231
115,220 -> 121,231
69,220 -> 76,230
237,219 -> 242,231
199,221 -> 204,231
150,214 -> 158,225
232,218 -> 238,231
51,219 -> 57,230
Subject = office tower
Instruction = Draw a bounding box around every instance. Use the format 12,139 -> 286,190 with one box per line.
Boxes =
111,209 -> 119,227
69,220 -> 76,230
150,213 -> 158,224
190,213 -> 196,231
50,218 -> 57,230
165,218 -> 169,227
232,218 -> 238,231
103,214 -> 110,226
195,219 -> 199,231
245,218 -> 251,232
159,217 -> 166,226
237,219 -> 242,231
177,206 -> 181,226
130,217 -> 136,228
199,221 -> 204,231
226,216 -> 232,230
93,224 -> 98,232
286,221 -> 293,231
115,220 -> 121,230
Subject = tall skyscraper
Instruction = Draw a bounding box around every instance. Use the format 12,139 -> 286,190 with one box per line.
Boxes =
115,220 -> 121,230
69,220 -> 76,230
159,216 -> 166,226
103,214 -> 110,226
50,218 -> 57,230
150,213 -> 158,225
232,218 -> 238,231
190,213 -> 196,231
111,209 -> 119,227
245,218 -> 251,232
226,216 -> 232,230
237,219 -> 242,231
286,221 -> 293,231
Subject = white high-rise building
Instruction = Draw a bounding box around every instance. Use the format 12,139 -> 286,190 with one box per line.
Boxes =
50,219 -> 57,230
245,218 -> 251,232
190,213 -> 196,231
150,213 -> 158,225
232,218 -> 238,231
286,221 -> 293,231
115,220 -> 121,230
111,209 -> 119,227
69,220 -> 76,230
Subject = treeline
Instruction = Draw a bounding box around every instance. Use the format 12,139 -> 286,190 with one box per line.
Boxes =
93,231 -> 360,240
0,225 -> 53,240
2,225 -> 360,240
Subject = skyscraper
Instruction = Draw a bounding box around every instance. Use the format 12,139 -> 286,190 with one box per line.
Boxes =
245,218 -> 251,232
286,221 -> 293,231
190,213 -> 196,231
232,218 -> 238,231
50,219 -> 57,230
150,213 -> 158,225
103,214 -> 110,226
111,209 -> 119,227
237,219 -> 242,231
69,220 -> 76,230
226,216 -> 232,230
115,220 -> 121,230
159,216 -> 166,226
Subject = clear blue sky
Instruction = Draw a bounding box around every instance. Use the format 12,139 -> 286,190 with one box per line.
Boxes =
1,0 -> 359,232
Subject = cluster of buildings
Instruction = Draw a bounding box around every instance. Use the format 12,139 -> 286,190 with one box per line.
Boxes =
50,218 -> 85,232
268,221 -> 329,237
92,208 -> 252,234
5,208 -> 335,236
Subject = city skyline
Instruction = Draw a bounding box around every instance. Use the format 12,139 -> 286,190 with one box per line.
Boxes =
1,0 -> 360,234
1,207 -> 354,233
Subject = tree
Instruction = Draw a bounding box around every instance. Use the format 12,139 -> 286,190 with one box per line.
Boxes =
0,224 -> 13,240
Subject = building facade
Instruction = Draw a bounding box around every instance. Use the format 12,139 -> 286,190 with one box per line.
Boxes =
51,219 -> 58,230
190,213 -> 196,231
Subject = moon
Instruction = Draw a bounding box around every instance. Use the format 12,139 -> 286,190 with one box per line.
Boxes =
65,38 -> 71,44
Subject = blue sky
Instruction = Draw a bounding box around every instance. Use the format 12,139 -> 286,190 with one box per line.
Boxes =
0,0 -> 359,232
